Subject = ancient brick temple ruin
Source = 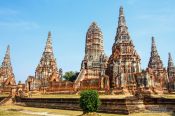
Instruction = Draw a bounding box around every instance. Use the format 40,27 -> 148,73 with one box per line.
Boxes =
0,45 -> 16,94
145,37 -> 169,94
26,32 -> 60,92
75,22 -> 109,92
23,6 -> 173,95
106,6 -> 142,94
26,32 -> 74,93
1,6 -> 175,95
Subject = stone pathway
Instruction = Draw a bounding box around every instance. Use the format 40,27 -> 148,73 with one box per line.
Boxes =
20,110 -> 68,116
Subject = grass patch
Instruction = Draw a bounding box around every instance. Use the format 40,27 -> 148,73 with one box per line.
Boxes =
0,105 -> 124,116
0,105 -> 173,116
0,108 -> 33,116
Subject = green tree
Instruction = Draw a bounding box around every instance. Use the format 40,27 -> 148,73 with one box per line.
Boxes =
63,71 -> 79,82
80,90 -> 101,114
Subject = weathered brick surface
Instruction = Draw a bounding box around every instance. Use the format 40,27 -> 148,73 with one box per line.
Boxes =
15,96 -> 145,114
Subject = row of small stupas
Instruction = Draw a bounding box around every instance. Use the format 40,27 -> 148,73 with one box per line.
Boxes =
1,6 -> 175,95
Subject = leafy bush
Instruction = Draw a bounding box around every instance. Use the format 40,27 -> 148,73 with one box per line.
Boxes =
80,90 -> 101,113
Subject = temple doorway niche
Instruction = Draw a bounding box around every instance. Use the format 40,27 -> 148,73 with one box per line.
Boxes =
28,82 -> 31,91
85,62 -> 87,69
103,78 -> 107,89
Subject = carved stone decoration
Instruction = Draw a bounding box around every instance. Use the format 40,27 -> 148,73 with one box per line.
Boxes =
106,6 -> 141,94
75,22 -> 109,92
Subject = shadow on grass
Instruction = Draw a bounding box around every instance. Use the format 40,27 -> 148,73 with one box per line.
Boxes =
7,108 -> 23,112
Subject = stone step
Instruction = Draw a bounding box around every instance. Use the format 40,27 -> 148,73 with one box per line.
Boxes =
0,96 -> 13,106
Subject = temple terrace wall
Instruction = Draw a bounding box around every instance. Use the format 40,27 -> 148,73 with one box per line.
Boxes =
14,96 -> 145,114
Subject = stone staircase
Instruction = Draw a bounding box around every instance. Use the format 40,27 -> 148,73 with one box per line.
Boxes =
74,69 -> 85,89
0,95 -> 13,105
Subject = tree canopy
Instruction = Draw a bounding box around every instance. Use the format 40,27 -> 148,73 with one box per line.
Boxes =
63,71 -> 79,82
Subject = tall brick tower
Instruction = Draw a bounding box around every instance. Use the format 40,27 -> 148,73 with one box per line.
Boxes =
107,6 -> 141,94
0,45 -> 16,88
147,37 -> 168,93
35,32 -> 60,88
75,22 -> 109,90
167,53 -> 175,91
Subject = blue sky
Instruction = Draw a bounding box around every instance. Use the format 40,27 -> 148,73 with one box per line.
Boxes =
0,0 -> 175,83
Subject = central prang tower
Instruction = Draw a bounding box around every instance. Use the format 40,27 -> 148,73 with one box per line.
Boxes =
85,22 -> 104,62
75,22 -> 109,91
106,6 -> 142,94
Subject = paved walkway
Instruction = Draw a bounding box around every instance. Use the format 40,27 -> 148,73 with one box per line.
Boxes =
20,110 -> 68,116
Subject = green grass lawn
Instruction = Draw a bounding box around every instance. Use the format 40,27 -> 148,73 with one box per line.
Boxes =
0,105 -> 173,116
0,108 -> 33,116
0,105 -> 121,116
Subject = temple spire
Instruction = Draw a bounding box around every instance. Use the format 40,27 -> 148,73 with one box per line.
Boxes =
48,31 -> 51,38
168,53 -> 174,67
151,37 -> 158,56
75,21 -> 108,89
107,6 -> 141,90
118,6 -> 127,27
0,45 -> 15,84
2,45 -> 12,69
36,32 -> 59,79
148,36 -> 163,69
167,53 -> 175,90
85,22 -> 104,60
44,31 -> 53,53
115,6 -> 130,43
6,45 -> 10,57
